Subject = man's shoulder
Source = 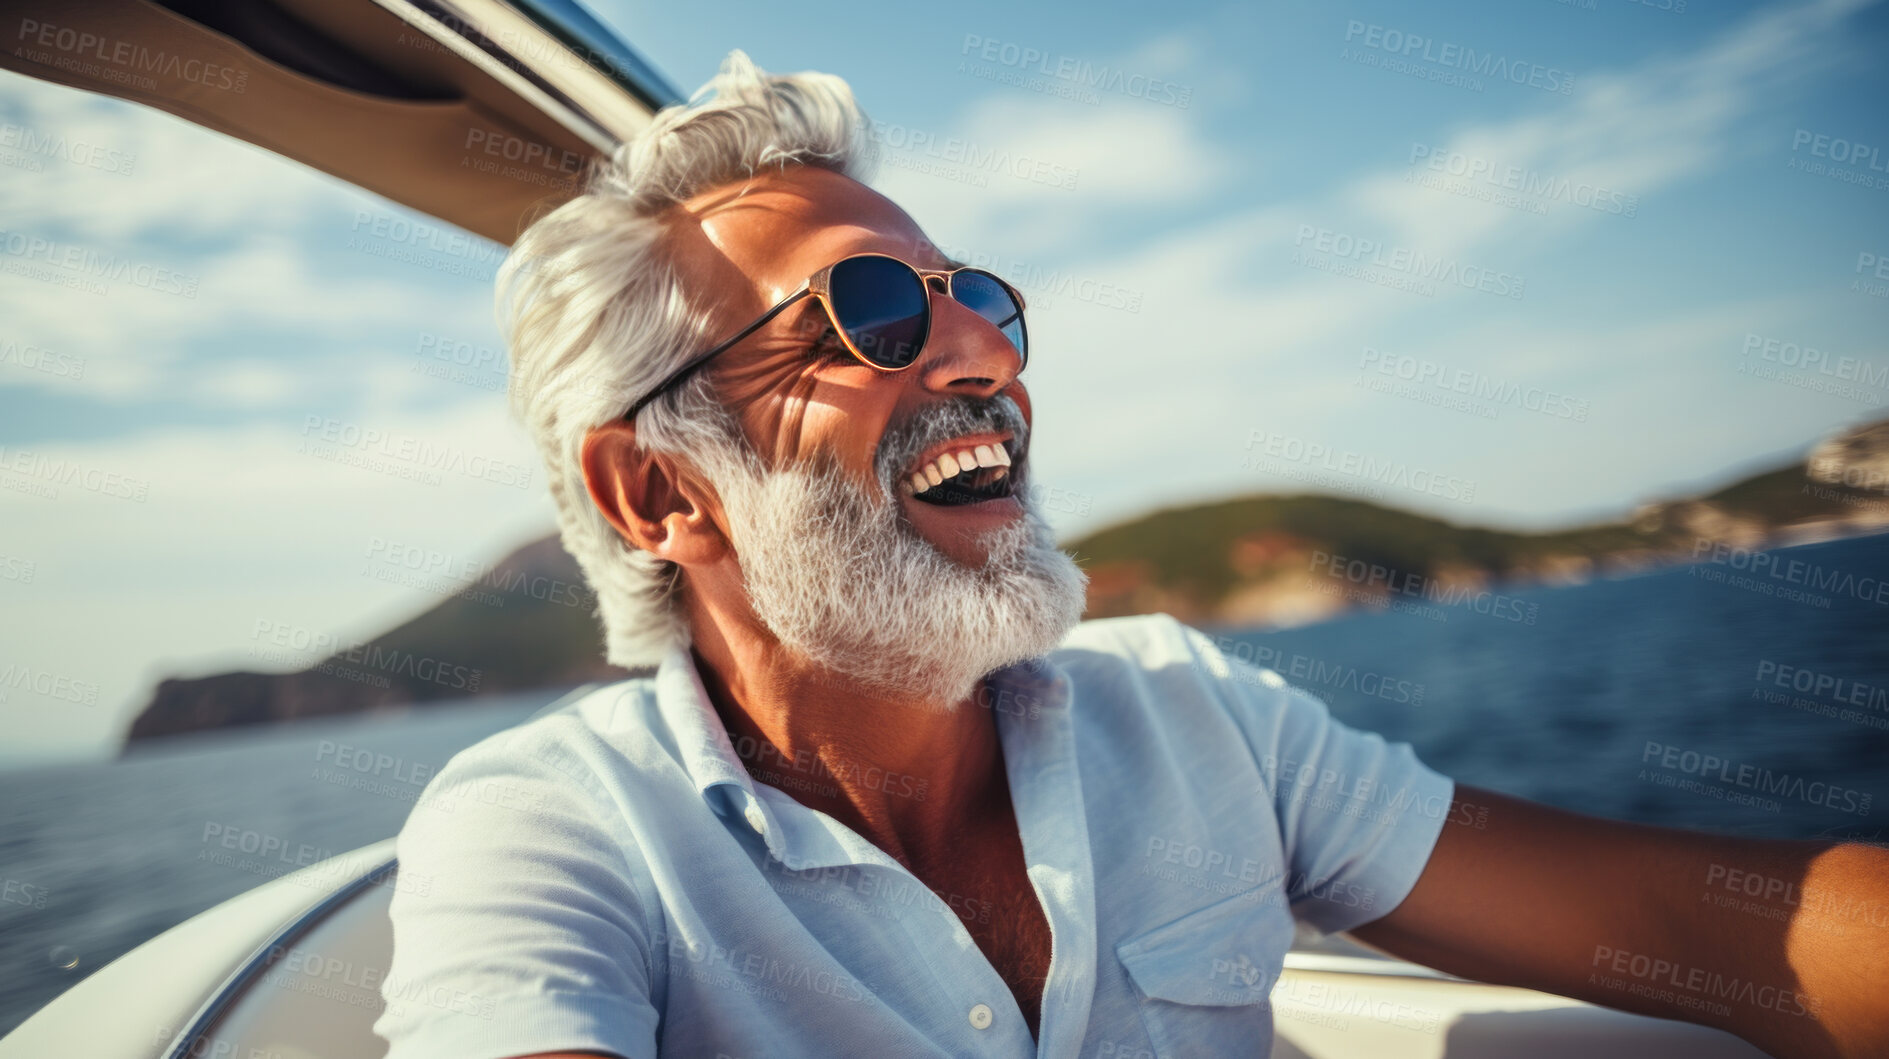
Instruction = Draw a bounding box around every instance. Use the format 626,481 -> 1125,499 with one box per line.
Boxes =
395,679 -> 674,884
1049,611 -> 1237,678
421,678 -> 664,801
1055,610 -> 1187,657
1043,611 -> 1287,722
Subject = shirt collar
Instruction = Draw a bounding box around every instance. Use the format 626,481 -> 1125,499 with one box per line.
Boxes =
652,640 -> 1077,869
650,639 -> 769,819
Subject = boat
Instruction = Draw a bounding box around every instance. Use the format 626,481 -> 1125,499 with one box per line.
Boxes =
0,0 -> 1773,1054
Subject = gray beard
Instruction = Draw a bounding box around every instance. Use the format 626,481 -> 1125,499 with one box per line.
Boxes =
704,426 -> 1088,709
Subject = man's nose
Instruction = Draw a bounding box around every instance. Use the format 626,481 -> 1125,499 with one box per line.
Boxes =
917,281 -> 1023,398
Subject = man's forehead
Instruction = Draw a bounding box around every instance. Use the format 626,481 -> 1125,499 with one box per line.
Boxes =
665,167 -> 948,306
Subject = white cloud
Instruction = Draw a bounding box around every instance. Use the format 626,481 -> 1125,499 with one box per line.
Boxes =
0,400 -> 556,759
1,75 -> 353,242
933,0 -> 1883,538
187,359 -> 307,409
0,232 -> 496,404
1,76 -> 500,406
870,91 -> 1232,256
1341,0 -> 1870,260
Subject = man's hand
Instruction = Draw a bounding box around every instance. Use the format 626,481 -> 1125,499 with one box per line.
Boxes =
1351,785 -> 1889,1058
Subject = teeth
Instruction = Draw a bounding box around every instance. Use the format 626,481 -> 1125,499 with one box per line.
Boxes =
905,438 -> 1016,498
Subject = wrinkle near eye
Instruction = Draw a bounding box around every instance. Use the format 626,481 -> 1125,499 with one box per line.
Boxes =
711,348 -> 825,470
770,365 -> 823,468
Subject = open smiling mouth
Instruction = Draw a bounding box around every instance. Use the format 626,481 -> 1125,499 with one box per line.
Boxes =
900,441 -> 1017,507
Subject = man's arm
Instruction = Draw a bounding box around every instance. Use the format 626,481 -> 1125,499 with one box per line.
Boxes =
375,735 -> 661,1059
1350,785 -> 1889,1058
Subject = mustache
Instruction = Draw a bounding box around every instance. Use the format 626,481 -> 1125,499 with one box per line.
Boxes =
871,394 -> 1030,492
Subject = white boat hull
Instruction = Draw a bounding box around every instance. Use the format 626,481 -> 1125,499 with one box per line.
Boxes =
0,837 -> 1766,1058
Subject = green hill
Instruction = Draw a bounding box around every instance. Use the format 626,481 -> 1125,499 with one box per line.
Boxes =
1064,455 -> 1889,625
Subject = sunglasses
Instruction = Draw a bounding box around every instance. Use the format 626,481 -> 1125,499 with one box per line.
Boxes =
622,252 -> 1028,422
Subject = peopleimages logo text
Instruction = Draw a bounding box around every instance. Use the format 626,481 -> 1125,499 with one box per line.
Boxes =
1754,661 -> 1886,712
866,120 -> 1079,191
1641,741 -> 1871,815
959,34 -> 1192,108
1246,431 -> 1479,503
1791,129 -> 1887,173
14,18 -> 249,93
1407,144 -> 1635,217
1294,226 -> 1525,299
1692,538 -> 1889,606
1590,945 -> 1818,1020
1343,21 -> 1574,94
1309,550 -> 1538,625
1359,347 -> 1590,421
0,230 -> 199,298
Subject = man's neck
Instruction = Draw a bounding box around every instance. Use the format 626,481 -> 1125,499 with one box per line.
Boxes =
684,612 -> 1009,868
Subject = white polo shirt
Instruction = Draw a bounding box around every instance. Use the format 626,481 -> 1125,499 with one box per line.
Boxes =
375,612 -> 1454,1058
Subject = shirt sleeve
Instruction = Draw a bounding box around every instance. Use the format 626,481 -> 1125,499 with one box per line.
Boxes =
373,729 -> 661,1059
1172,618 -> 1455,935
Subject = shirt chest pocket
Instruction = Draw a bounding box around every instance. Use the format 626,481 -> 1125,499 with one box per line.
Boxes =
1114,887 -> 1296,1059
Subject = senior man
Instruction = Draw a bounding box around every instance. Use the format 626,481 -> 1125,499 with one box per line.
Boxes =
374,53 -> 1888,1059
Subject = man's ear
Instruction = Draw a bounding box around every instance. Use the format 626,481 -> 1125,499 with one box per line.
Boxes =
580,420 -> 729,567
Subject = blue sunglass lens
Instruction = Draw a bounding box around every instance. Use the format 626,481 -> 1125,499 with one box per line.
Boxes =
828,256 -> 929,368
949,270 -> 1027,365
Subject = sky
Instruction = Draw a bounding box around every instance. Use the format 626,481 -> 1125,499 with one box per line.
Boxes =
1,0 -> 1886,765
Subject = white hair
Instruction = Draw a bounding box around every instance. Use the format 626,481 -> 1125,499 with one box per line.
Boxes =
497,50 -> 878,668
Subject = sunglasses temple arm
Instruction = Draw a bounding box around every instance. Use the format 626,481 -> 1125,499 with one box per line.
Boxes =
622,288 -> 813,422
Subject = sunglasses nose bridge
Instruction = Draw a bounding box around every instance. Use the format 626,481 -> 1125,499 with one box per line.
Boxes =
916,290 -> 1025,397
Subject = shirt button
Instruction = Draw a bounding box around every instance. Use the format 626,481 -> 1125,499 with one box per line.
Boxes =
744,804 -> 766,834
968,1003 -> 993,1030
